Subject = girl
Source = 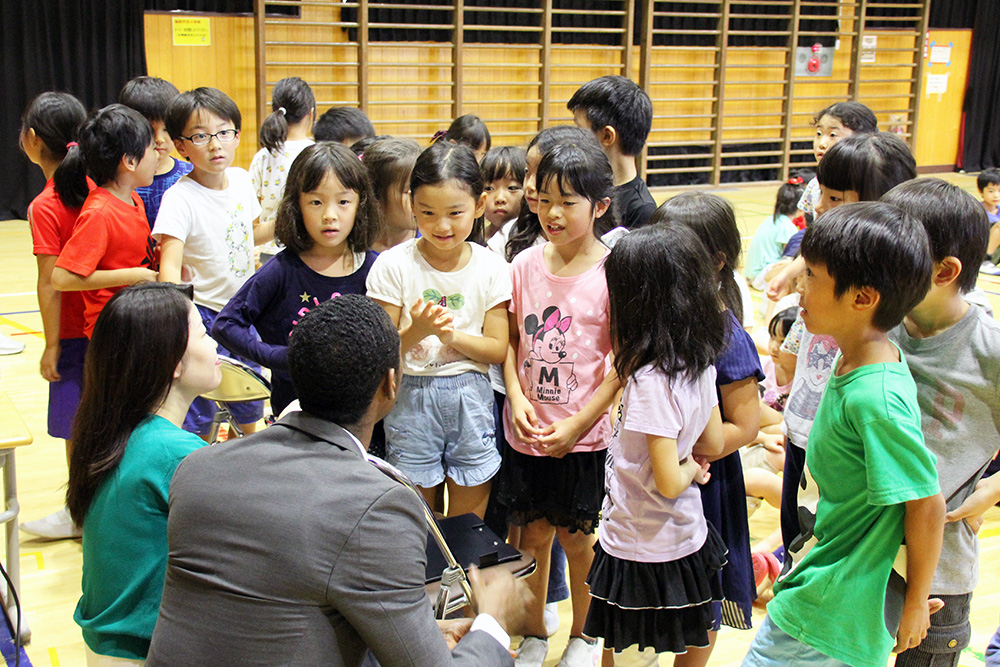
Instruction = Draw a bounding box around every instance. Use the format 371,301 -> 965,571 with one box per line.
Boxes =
434,113 -> 491,162
250,77 -> 316,242
366,141 -> 511,519
501,139 -> 619,667
363,137 -> 421,252
585,224 -> 727,667
213,142 -> 382,415
18,91 -> 89,540
68,282 -> 221,666
650,193 -> 763,667
481,146 -> 526,255
745,177 -> 805,293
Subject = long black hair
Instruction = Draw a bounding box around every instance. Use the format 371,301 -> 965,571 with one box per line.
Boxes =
505,125 -> 601,261
66,283 -> 194,525
607,225 -> 727,382
259,77 -> 315,155
651,192 -> 744,324
20,92 -> 88,208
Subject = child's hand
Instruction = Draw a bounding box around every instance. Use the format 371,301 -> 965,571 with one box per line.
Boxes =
759,432 -> 785,454
40,343 -> 61,382
945,477 -> 1000,533
693,457 -> 712,485
536,417 -> 583,458
893,597 -> 944,653
132,267 -> 159,284
408,298 -> 452,339
507,393 -> 543,445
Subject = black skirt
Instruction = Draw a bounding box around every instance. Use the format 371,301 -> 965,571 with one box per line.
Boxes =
496,446 -> 606,534
584,525 -> 727,654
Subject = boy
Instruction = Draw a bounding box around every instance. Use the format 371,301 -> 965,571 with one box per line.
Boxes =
567,75 -> 655,229
153,87 -> 263,439
881,178 -> 1000,667
313,106 -> 375,146
977,168 -> 1000,272
118,76 -> 192,230
743,202 -> 945,667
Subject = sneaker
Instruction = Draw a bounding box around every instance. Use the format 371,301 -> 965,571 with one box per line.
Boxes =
981,260 -> 1000,276
0,333 -> 24,356
20,508 -> 81,540
515,636 -> 549,667
544,601 -> 561,637
557,637 -> 600,667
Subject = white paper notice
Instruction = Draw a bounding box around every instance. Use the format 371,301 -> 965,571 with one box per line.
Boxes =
929,45 -> 951,65
926,73 -> 949,95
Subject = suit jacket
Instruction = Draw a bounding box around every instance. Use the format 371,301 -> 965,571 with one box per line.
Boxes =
146,411 -> 513,667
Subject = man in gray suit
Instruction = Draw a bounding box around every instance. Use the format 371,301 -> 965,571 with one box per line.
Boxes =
147,294 -> 526,666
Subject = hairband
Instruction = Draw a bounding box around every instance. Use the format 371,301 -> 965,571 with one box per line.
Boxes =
278,107 -> 287,116
431,130 -> 447,142
66,141 -> 78,150
787,176 -> 803,185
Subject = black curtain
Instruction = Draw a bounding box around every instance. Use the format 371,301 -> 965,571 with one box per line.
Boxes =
962,0 -> 1000,171
0,0 -> 147,220
929,0 -> 978,29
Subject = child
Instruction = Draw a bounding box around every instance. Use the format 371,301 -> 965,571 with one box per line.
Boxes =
250,77 -> 315,242
743,202 -> 944,667
978,168 -> 1000,272
501,139 -> 619,667
481,146 -> 526,254
51,104 -> 159,338
363,137 -> 421,252
18,91 -> 88,539
651,193 -> 763,664
118,76 -> 192,230
366,141 -> 511,519
313,106 -> 375,145
568,75 -> 656,230
880,178 -> 1000,667
746,178 -> 804,292
584,223 -> 727,665
213,143 -> 381,415
434,114 -> 491,162
153,87 -> 263,438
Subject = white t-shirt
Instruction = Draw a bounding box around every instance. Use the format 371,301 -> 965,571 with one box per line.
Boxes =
734,270 -> 755,330
366,239 -> 512,377
153,169 -> 262,312
249,139 -> 314,226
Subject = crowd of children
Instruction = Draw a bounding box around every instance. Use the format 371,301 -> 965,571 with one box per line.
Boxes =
13,70 -> 1000,667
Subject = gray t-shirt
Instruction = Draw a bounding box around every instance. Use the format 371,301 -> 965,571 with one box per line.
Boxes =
889,303 -> 1000,594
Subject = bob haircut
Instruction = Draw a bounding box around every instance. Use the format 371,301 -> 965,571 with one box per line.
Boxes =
66,282 -> 194,524
800,201 -> 932,331
816,132 -> 916,202
768,306 -> 800,339
275,142 -> 382,254
481,145 -> 527,185
289,294 -> 400,425
813,101 -> 879,135
607,225 -> 727,383
881,178 -> 989,294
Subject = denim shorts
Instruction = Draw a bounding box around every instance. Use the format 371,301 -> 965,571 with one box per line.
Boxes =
742,616 -> 851,667
384,372 -> 501,488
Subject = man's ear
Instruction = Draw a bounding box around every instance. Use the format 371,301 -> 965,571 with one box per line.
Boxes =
385,367 -> 398,403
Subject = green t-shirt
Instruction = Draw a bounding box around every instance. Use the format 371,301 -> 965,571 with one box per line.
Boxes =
769,355 -> 939,667
746,213 -> 797,279
74,414 -> 206,659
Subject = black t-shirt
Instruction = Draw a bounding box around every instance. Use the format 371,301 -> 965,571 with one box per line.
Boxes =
613,175 -> 657,230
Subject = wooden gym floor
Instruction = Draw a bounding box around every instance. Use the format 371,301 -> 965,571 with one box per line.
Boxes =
1,173 -> 999,666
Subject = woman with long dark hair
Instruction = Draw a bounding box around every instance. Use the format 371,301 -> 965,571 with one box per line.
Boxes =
67,282 -> 222,666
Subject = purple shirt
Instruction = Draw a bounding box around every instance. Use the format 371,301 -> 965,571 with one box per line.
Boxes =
600,364 -> 718,563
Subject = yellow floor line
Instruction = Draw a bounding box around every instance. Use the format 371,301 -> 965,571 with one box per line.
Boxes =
0,315 -> 43,338
48,647 -> 60,666
23,551 -> 44,571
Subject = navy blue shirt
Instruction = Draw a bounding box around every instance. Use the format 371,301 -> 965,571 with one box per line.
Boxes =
212,249 -> 377,413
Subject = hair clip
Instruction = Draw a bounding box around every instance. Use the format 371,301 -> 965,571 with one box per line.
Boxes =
431,130 -> 447,143
278,107 -> 287,116
66,141 -> 79,150
787,176 -> 804,185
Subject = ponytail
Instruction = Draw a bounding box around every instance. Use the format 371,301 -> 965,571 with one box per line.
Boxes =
259,77 -> 315,155
259,107 -> 289,155
53,143 -> 90,209
21,91 -> 88,208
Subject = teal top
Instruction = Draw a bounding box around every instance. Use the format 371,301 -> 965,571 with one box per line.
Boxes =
769,353 -> 939,667
74,414 -> 206,659
746,213 -> 797,279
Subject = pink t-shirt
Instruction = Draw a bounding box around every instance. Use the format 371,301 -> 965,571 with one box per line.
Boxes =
504,244 -> 612,456
600,364 -> 718,563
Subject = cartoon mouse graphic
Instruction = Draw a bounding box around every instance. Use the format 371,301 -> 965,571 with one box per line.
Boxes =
524,306 -> 578,397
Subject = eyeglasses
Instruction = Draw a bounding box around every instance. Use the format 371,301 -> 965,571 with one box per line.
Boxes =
179,129 -> 239,146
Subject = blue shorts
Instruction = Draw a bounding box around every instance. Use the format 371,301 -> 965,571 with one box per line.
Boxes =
48,337 -> 88,440
384,372 -> 501,488
743,616 -> 850,667
184,304 -> 264,436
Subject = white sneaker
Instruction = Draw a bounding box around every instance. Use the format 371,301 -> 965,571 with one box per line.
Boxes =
20,508 -> 81,540
981,260 -> 1000,276
544,601 -> 561,636
557,637 -> 600,667
515,636 -> 549,667
0,334 -> 24,356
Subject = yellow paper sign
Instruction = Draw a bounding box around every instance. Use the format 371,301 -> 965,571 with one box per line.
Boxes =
172,17 -> 211,46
